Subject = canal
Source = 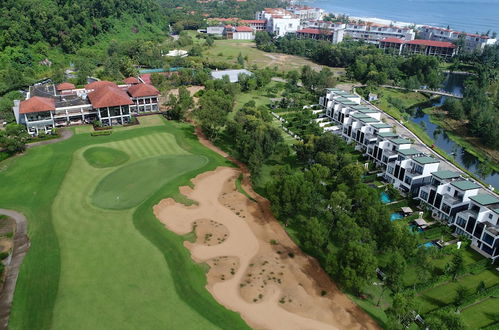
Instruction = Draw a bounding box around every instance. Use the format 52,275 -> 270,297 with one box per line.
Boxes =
408,73 -> 499,190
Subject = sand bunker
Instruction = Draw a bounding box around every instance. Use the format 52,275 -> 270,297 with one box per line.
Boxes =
154,167 -> 378,330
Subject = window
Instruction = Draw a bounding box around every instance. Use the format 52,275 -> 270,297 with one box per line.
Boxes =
488,213 -> 493,219
420,191 -> 428,201
388,166 -> 394,174
482,233 -> 494,245
404,176 -> 412,185
447,186 -> 451,192
441,204 -> 451,214
456,216 -> 466,227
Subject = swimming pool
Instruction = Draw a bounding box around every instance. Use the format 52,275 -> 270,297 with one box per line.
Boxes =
421,241 -> 436,248
380,192 -> 392,204
390,212 -> 404,221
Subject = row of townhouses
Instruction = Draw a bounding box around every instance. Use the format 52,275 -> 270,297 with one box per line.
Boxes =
319,88 -> 499,261
12,78 -> 160,135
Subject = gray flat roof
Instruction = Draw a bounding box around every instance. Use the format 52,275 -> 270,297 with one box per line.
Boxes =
211,69 -> 252,83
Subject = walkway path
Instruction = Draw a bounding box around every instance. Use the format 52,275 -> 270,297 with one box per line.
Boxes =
26,128 -> 73,149
0,209 -> 29,330
380,85 -> 463,98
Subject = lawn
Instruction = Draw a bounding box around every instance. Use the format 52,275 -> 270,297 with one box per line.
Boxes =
461,297 -> 499,328
203,38 -> 337,73
416,269 -> 499,313
0,116 -> 248,329
370,88 -> 428,121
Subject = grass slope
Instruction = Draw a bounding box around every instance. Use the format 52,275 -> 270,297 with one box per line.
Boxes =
0,116 -> 248,330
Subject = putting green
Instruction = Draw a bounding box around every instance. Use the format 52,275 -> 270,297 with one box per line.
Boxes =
83,146 -> 130,168
92,154 -> 207,210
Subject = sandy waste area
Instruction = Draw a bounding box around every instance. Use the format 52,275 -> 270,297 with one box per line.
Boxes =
153,167 -> 379,330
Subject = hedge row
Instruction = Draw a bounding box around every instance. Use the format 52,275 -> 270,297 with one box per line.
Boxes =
90,130 -> 112,136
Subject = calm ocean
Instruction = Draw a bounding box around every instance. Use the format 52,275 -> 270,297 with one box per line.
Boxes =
309,0 -> 499,34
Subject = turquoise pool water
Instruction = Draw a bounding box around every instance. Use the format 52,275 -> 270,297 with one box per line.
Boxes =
390,212 -> 404,221
380,192 -> 392,204
421,241 -> 436,248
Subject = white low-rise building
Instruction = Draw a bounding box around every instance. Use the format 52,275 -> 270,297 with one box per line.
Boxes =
418,25 -> 497,53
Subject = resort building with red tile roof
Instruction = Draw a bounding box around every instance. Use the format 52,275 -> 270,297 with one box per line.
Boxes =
379,37 -> 457,58
12,79 -> 161,135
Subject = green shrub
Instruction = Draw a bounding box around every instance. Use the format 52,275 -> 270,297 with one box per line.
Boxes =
90,131 -> 112,137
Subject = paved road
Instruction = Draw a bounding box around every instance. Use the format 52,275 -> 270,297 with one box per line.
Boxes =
0,209 -> 29,330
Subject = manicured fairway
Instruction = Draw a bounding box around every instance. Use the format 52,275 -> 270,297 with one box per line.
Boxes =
0,116 -> 248,330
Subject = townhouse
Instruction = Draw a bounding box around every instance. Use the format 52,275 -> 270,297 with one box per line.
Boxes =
12,78 -> 160,135
319,88 -> 499,260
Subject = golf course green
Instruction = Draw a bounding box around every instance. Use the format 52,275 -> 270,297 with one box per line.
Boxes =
83,146 -> 130,168
0,116 -> 248,330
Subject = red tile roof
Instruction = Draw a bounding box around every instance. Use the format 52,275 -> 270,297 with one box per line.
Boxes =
240,19 -> 266,24
87,86 -> 133,108
124,77 -> 140,84
127,84 -> 160,98
406,39 -> 456,48
235,26 -> 254,32
297,28 -> 332,35
85,80 -> 118,90
56,82 -> 75,91
381,37 -> 404,43
19,96 -> 55,114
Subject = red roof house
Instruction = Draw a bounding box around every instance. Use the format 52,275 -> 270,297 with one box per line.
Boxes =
85,80 -> 118,91
19,96 -> 56,114
406,39 -> 456,48
56,82 -> 76,91
235,26 -> 254,32
87,86 -> 133,108
127,84 -> 160,98
124,77 -> 140,85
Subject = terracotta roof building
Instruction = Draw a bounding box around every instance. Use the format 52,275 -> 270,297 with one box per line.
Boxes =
124,77 -> 140,85
379,37 -> 457,58
56,82 -> 76,91
88,86 -> 134,109
127,84 -> 160,98
85,80 -> 117,91
19,96 -> 55,114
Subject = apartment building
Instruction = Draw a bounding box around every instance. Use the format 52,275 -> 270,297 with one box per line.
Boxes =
300,20 -> 415,45
256,8 -> 301,37
418,25 -> 497,53
286,5 -> 325,22
240,19 -> 267,31
296,28 -> 341,43
12,79 -> 160,135
379,38 -> 457,58
318,88 -> 499,260
344,22 -> 415,44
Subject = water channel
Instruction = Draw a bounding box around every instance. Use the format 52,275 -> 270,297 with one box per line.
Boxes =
408,73 -> 499,190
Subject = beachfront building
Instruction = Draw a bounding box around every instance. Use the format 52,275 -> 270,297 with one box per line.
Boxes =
379,38 -> 457,59
256,8 -> 301,37
296,28 -> 336,42
286,5 -> 325,22
317,88 -> 499,260
343,22 -> 415,44
418,26 -> 497,53
12,80 -> 161,134
299,20 -> 415,44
